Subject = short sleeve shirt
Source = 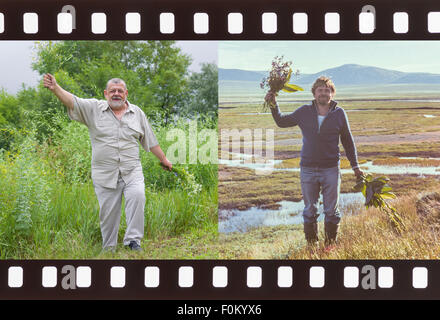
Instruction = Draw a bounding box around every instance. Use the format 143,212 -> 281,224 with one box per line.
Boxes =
68,95 -> 159,189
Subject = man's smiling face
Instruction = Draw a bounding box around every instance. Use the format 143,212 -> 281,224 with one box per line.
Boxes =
104,83 -> 128,110
313,85 -> 334,106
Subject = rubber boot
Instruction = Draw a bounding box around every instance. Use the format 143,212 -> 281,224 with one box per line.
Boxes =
304,222 -> 318,247
324,222 -> 339,246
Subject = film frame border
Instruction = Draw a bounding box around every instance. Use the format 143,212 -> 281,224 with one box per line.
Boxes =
0,0 -> 439,300
1,260 -> 439,299
0,0 -> 440,40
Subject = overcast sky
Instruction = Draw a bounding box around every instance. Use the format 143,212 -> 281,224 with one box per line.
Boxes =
0,40 -> 218,94
219,41 -> 440,74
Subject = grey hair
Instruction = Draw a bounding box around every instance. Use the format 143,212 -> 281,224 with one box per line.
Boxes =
106,78 -> 127,90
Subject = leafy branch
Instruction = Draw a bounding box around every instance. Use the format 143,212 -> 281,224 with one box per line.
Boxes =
352,173 -> 406,234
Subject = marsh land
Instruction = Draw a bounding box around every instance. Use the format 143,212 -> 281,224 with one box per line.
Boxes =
218,82 -> 440,259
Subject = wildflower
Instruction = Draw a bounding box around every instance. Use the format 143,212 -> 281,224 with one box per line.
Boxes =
260,56 -> 304,111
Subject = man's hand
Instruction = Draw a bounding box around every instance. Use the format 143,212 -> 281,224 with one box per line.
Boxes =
150,145 -> 172,171
264,91 -> 276,107
354,168 -> 364,179
160,158 -> 173,171
42,73 -> 74,110
43,73 -> 57,91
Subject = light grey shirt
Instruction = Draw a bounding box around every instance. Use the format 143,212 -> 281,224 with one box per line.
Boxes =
68,96 -> 159,189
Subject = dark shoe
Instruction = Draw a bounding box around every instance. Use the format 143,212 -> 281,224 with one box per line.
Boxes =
304,222 -> 318,246
324,222 -> 339,246
126,241 -> 141,251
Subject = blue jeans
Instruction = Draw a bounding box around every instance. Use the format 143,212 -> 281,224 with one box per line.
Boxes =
300,166 -> 341,225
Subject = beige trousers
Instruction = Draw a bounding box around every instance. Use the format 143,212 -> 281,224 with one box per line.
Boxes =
93,174 -> 146,249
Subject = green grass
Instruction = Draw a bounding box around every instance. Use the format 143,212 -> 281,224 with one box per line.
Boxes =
0,119 -> 218,259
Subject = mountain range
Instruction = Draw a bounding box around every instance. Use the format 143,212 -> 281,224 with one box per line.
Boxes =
219,64 -> 440,85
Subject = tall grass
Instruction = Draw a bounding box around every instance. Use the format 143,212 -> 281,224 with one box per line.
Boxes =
0,115 -> 218,259
217,191 -> 440,259
297,192 -> 440,259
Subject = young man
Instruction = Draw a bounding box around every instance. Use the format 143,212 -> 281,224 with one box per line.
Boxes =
43,73 -> 173,251
267,76 -> 363,246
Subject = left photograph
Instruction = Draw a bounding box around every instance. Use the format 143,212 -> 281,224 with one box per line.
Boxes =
0,40 -> 218,259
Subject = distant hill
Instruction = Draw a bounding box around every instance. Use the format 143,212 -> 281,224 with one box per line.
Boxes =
219,69 -> 267,82
391,73 -> 440,84
219,64 -> 440,85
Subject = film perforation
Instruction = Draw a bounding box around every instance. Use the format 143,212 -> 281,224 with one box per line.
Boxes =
144,266 -> 160,288
41,266 -> 58,288
277,266 -> 293,288
246,266 -> 263,288
178,266 -> 194,288
57,12 -> 74,34
212,266 -> 228,288
91,12 -> 107,35
159,12 -> 175,34
292,12 -> 308,34
309,266 -> 325,288
7,266 -> 23,288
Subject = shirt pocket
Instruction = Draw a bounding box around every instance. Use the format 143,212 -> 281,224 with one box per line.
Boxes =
126,120 -> 143,140
94,114 -> 116,140
96,113 -> 115,127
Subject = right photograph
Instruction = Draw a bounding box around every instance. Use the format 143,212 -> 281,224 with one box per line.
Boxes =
218,40 -> 440,259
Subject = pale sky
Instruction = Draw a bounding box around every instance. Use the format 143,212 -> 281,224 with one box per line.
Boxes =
0,40 -> 218,94
219,41 -> 440,74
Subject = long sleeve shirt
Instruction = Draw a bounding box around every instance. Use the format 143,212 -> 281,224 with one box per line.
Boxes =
271,100 -> 359,170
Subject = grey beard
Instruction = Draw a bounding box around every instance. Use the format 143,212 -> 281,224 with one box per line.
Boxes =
109,99 -> 125,109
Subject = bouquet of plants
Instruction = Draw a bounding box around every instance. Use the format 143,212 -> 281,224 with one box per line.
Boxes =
352,173 -> 406,234
260,56 -> 304,111
161,163 -> 202,196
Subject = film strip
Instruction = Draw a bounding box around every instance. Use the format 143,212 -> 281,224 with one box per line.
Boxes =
1,260 -> 439,300
0,0 -> 439,39
1,0 -> 440,303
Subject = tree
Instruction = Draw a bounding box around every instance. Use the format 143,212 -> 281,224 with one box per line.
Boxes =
0,90 -> 22,150
31,41 -> 192,124
185,63 -> 218,121
0,90 -> 21,127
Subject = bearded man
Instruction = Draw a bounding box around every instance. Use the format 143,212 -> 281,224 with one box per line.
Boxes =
267,76 -> 363,247
43,73 -> 172,251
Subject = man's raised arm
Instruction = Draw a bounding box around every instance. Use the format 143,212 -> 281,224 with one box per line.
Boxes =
43,73 -> 74,110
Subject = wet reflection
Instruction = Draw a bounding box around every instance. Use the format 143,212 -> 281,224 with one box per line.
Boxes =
220,153 -> 440,176
219,193 -> 365,233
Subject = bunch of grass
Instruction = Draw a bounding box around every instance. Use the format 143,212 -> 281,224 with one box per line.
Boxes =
161,163 -> 202,196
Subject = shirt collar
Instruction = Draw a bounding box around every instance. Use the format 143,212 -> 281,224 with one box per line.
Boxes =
125,100 -> 135,113
102,100 -> 135,113
312,99 -> 338,111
